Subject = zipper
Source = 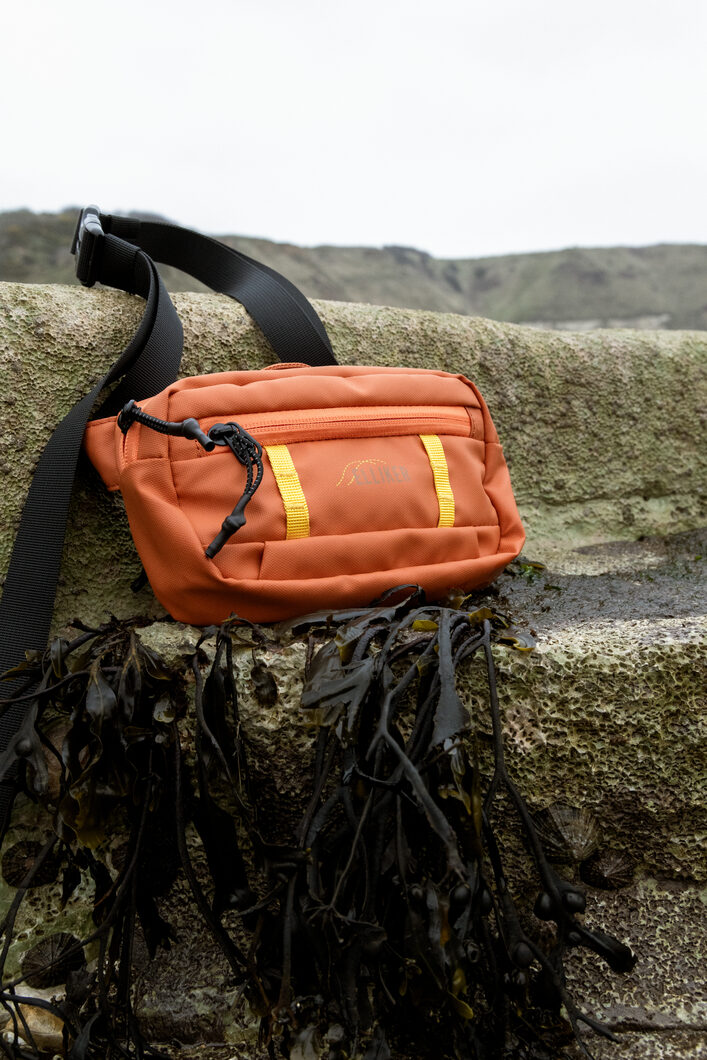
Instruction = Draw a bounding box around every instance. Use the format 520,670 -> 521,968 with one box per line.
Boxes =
200,405 -> 472,445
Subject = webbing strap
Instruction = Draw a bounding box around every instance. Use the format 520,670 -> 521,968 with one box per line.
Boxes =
0,246 -> 182,831
420,435 -> 455,528
0,207 -> 338,834
264,446 -> 310,539
102,214 -> 337,383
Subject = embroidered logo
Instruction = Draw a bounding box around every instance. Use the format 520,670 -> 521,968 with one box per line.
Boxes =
336,458 -> 410,487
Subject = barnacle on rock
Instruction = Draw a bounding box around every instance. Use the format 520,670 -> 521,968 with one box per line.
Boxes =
580,849 -> 635,890
20,932 -> 85,989
1,841 -> 61,888
534,803 -> 600,863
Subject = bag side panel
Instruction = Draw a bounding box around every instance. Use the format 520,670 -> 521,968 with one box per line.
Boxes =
83,417 -> 123,491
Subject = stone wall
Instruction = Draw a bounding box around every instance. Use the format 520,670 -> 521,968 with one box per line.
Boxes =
0,283 -> 705,1058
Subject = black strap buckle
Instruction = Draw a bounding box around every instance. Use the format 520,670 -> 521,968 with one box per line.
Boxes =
71,205 -> 104,287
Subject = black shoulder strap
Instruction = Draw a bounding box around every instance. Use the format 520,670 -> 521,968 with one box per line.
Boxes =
0,207 -> 337,831
95,209 -> 337,377
98,211 -> 336,372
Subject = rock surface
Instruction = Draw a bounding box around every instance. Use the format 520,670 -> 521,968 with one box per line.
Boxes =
0,283 -> 705,1057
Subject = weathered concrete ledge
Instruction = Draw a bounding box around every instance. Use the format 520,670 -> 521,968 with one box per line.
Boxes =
0,284 -> 705,1057
2,553 -> 704,1057
0,283 -> 703,875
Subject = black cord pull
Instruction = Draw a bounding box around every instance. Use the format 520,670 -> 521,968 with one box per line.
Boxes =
116,403 -> 264,558
205,424 -> 264,558
118,400 -> 215,450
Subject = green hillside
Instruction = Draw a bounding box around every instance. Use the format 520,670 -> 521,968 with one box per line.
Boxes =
2,208 -> 706,330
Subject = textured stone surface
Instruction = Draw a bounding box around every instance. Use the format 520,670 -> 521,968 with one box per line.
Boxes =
565,876 -> 707,1031
126,526 -> 706,1056
0,548 -> 704,1057
128,531 -> 707,882
0,283 -> 705,631
2,532 -> 703,1056
573,1032 -> 707,1060
0,283 -> 705,1058
127,1033 -> 707,1060
0,805 -> 100,982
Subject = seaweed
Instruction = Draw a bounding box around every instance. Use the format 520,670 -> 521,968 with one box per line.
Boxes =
0,594 -> 636,1058
0,620 -> 180,1058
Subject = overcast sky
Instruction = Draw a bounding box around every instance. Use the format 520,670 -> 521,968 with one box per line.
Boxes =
2,0 -> 705,259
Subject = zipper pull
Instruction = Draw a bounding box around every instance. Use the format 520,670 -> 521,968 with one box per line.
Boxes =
205,423 -> 264,558
118,400 -> 215,450
118,403 -> 264,557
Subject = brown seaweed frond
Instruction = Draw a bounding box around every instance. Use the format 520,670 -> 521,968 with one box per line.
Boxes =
0,618 -> 182,1058
240,588 -> 636,1059
0,594 -> 636,1059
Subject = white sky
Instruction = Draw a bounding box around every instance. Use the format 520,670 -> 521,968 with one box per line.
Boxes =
1,0 -> 706,258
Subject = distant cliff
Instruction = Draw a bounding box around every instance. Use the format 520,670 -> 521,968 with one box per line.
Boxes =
2,208 -> 706,330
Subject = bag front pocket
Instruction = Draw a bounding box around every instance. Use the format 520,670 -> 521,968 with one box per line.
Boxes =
257,525 -> 503,583
168,404 -> 497,566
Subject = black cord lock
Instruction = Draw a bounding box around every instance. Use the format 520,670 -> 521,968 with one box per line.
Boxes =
205,423 -> 264,557
116,403 -> 265,557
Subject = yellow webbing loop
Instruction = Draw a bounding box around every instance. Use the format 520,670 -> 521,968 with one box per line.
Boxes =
264,445 -> 310,539
419,434 -> 455,528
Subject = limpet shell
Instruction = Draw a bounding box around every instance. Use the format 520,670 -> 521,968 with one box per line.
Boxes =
20,932 -> 85,989
580,849 -> 635,890
1,841 -> 61,889
535,803 -> 600,863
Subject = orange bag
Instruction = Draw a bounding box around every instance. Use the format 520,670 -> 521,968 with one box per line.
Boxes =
0,208 -> 523,649
84,362 -> 524,624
